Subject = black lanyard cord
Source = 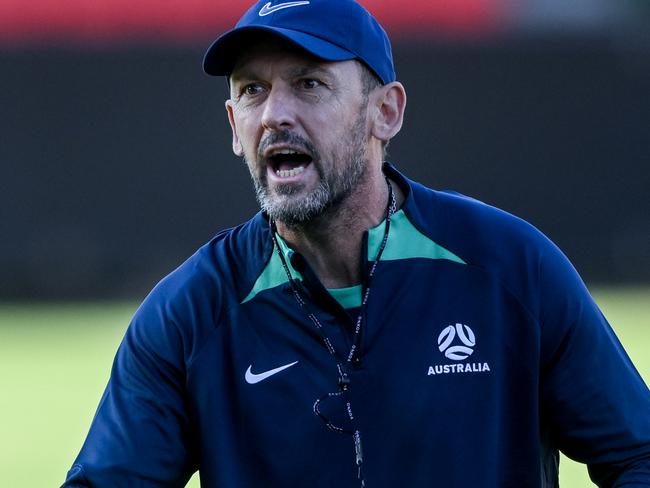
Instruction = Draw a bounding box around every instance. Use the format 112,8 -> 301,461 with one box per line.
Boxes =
270,176 -> 396,488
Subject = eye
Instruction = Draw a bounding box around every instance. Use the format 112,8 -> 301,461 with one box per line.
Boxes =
300,78 -> 322,90
241,83 -> 265,97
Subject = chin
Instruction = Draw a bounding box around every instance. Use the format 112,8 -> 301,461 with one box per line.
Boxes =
272,181 -> 310,197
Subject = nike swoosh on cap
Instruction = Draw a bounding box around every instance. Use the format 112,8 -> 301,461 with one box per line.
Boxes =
245,361 -> 299,384
259,1 -> 311,17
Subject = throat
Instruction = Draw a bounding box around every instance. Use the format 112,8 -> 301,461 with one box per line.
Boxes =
277,225 -> 365,289
302,240 -> 365,289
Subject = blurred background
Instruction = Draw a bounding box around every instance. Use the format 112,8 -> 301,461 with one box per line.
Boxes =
1,0 -> 649,299
0,0 -> 648,486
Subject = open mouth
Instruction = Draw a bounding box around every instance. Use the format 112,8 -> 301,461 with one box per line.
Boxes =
267,148 -> 313,178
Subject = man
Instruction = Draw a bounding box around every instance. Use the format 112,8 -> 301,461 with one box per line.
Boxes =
63,0 -> 650,486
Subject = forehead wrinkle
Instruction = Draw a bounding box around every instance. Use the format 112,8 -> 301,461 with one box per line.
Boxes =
286,63 -> 333,79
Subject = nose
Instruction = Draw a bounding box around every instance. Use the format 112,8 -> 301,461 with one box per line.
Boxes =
261,86 -> 296,131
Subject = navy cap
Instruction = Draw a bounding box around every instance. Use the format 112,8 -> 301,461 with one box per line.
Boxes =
203,0 -> 395,85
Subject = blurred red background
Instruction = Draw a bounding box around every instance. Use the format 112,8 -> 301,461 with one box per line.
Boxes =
0,0 -> 512,44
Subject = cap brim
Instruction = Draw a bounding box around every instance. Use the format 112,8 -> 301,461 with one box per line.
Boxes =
203,26 -> 356,76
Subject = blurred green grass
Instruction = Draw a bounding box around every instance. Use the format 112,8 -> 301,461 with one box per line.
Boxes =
0,287 -> 648,487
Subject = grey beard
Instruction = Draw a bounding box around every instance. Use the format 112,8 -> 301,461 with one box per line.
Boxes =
248,113 -> 368,227
256,176 -> 328,227
252,154 -> 366,228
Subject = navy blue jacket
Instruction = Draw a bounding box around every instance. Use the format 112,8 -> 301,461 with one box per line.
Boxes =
63,164 -> 650,487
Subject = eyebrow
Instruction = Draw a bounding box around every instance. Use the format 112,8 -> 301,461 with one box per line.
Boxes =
229,68 -> 257,84
231,63 -> 333,83
286,65 -> 332,79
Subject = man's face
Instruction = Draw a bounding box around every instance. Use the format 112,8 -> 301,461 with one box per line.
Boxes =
225,40 -> 373,227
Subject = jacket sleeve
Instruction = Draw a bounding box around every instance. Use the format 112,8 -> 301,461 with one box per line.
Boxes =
61,296 -> 197,487
535,240 -> 650,487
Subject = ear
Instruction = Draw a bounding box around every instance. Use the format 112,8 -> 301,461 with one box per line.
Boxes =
370,82 -> 407,142
225,99 -> 244,157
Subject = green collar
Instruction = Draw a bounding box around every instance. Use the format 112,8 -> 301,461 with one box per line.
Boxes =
242,210 -> 465,307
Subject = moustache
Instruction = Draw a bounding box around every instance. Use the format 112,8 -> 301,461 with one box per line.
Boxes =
257,131 -> 318,161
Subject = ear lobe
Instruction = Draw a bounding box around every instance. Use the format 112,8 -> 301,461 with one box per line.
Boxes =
371,82 -> 407,142
225,100 -> 244,157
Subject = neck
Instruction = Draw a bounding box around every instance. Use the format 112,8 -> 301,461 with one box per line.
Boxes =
274,172 -> 403,288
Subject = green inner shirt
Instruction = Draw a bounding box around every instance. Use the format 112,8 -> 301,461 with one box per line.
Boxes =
327,284 -> 363,309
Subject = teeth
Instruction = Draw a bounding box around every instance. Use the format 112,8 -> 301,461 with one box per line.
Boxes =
276,165 -> 305,178
268,148 -> 301,157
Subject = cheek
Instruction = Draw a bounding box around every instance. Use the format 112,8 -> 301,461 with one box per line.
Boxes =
235,119 -> 261,155
312,106 -> 353,133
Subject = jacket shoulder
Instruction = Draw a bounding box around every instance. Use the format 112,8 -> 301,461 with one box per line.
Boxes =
404,176 -> 589,323
128,212 -> 272,364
